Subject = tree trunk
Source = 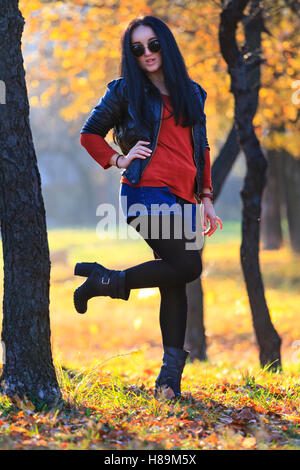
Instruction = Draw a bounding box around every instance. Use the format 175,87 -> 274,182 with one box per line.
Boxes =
219,0 -> 281,370
184,0 -> 267,361
186,126 -> 240,361
283,151 -> 300,253
211,124 -> 241,200
184,275 -> 207,361
0,0 -> 61,407
260,149 -> 283,249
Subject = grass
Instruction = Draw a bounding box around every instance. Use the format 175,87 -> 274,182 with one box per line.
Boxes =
0,220 -> 299,450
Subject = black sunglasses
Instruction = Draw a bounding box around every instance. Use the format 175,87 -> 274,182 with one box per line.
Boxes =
130,39 -> 161,58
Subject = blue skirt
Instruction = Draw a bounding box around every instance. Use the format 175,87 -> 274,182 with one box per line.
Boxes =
119,183 -> 197,233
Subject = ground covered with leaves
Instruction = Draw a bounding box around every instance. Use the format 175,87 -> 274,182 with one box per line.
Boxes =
0,224 -> 299,450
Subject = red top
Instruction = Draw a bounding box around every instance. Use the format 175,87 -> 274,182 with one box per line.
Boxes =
80,93 -> 213,202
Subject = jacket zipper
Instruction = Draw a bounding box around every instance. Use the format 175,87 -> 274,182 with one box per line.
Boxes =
139,99 -> 163,180
191,125 -> 200,201
191,126 -> 196,166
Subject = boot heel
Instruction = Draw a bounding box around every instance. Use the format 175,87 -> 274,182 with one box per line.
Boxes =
155,347 -> 189,398
74,262 -> 96,277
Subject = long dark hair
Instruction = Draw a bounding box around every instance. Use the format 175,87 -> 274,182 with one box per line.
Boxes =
119,16 -> 205,130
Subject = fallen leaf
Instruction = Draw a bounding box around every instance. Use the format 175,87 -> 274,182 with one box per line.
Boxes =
242,437 -> 256,449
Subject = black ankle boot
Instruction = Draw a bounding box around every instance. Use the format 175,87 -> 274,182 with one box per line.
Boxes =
74,262 -> 97,277
155,346 -> 189,399
73,262 -> 130,314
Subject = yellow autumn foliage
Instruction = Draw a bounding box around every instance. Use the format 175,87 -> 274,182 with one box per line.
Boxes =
18,0 -> 299,157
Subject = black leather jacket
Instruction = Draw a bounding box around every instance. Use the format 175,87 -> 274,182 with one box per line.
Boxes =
81,77 -> 210,203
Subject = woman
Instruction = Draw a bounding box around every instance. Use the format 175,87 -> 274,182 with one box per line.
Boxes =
74,16 -> 222,399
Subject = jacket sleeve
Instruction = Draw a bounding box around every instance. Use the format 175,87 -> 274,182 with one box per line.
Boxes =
80,79 -> 124,138
201,148 -> 213,192
198,85 -> 210,150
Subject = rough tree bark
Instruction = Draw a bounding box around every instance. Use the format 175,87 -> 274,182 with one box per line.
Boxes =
219,0 -> 281,370
0,0 -> 61,407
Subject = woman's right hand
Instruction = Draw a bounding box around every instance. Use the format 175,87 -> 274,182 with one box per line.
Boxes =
117,140 -> 152,169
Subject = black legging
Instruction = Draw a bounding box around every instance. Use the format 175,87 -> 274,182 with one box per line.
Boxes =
123,213 -> 202,349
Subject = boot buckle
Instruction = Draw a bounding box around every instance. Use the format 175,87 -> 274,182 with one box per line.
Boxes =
101,276 -> 110,285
